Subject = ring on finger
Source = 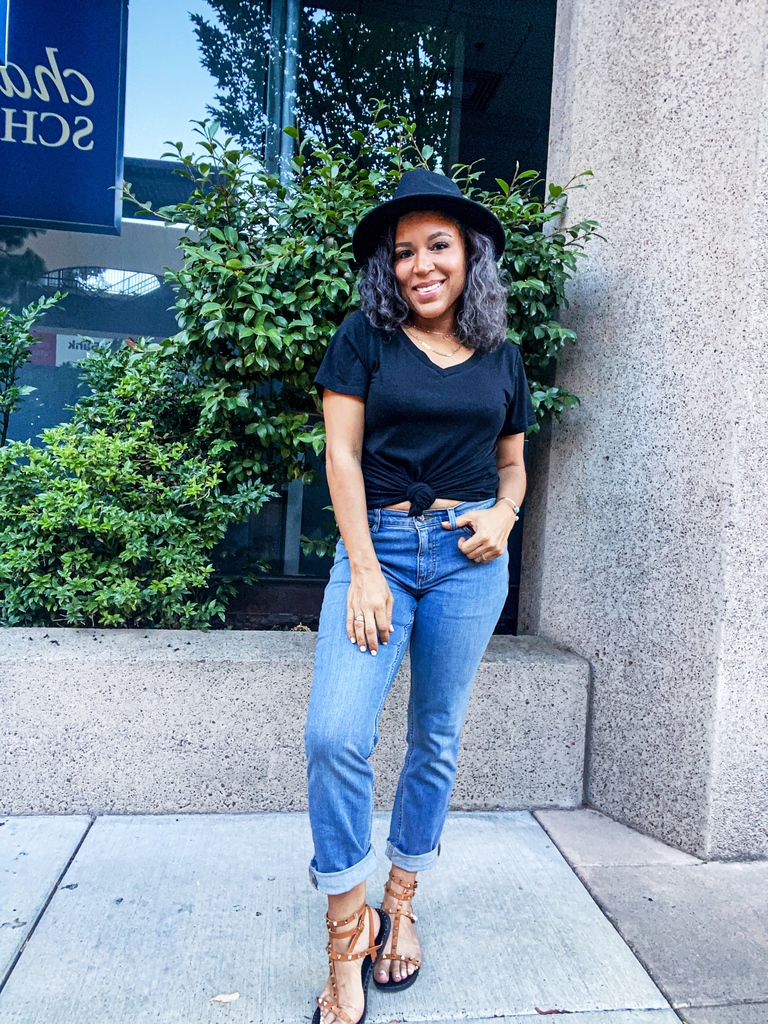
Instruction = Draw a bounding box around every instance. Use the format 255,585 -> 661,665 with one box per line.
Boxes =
354,615 -> 365,621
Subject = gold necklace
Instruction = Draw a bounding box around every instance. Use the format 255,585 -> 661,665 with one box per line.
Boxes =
404,325 -> 463,359
409,322 -> 457,340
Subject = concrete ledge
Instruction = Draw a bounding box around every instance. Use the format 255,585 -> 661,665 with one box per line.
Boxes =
0,629 -> 589,814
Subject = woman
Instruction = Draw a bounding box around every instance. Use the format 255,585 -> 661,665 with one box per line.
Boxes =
306,168 -> 536,1024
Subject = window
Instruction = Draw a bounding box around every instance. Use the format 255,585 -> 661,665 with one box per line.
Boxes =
2,0 -> 555,629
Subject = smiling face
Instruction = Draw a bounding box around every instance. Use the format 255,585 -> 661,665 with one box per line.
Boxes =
393,211 -> 467,327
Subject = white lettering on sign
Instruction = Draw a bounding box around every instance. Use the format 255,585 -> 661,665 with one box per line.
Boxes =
55,335 -> 112,367
72,116 -> 93,150
38,111 -> 69,147
33,47 -> 70,103
0,62 -> 32,99
0,47 -> 96,151
2,107 -> 36,144
63,68 -> 95,107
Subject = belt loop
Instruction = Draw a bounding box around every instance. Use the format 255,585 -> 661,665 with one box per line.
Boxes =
447,506 -> 457,529
374,508 -> 381,532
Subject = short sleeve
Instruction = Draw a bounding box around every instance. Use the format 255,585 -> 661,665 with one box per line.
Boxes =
314,313 -> 373,400
499,344 -> 537,436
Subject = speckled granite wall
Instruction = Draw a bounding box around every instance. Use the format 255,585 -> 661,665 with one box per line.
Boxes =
0,629 -> 589,815
520,0 -> 768,858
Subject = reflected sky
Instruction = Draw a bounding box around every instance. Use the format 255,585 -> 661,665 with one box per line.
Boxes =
124,0 -> 219,160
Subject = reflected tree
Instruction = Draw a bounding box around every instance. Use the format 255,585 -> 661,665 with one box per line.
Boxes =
299,10 -> 452,159
191,1 -> 455,161
190,1 -> 271,147
0,229 -> 45,308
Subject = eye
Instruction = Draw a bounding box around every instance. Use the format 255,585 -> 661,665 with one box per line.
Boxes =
395,249 -> 413,260
431,241 -> 450,250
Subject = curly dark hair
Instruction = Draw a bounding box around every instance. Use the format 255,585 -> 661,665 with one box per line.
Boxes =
358,220 -> 508,352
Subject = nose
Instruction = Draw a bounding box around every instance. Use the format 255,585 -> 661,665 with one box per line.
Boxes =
414,247 -> 435,274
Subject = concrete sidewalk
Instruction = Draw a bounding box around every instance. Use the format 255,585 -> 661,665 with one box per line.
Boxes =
0,809 -> 761,1024
534,810 -> 768,1024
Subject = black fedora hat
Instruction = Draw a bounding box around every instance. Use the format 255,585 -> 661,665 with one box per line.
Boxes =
352,168 -> 506,265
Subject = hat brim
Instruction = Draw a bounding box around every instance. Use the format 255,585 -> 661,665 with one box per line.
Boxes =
352,193 -> 506,265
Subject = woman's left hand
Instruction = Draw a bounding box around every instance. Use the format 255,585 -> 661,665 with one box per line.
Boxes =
442,501 -> 517,563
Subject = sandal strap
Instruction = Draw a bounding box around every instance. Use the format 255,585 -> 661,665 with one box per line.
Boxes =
379,952 -> 422,967
384,880 -> 417,901
328,944 -> 381,962
327,904 -> 381,961
325,923 -> 361,941
321,904 -> 383,1014
325,900 -> 368,932
380,874 -> 420,967
388,871 -> 418,891
316,996 -> 356,1024
387,905 -> 417,924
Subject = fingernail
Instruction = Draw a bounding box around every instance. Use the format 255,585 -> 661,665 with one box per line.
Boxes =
359,645 -> 366,651
349,636 -> 355,642
370,649 -> 377,656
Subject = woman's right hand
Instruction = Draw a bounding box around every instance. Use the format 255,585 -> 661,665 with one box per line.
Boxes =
346,566 -> 395,655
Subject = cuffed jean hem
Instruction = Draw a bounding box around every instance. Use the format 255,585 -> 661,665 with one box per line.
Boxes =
385,840 -> 440,873
308,845 -> 378,895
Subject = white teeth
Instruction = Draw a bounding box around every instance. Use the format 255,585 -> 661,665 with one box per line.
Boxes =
415,282 -> 443,294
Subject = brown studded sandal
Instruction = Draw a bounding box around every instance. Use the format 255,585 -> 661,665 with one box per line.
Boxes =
312,901 -> 389,1024
373,871 -> 421,991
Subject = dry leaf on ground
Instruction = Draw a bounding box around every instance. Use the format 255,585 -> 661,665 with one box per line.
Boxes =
209,992 -> 240,1004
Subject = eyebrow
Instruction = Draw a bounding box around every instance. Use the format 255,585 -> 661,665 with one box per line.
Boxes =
394,229 -> 453,248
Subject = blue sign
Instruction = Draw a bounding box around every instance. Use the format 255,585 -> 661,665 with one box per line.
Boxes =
1,1 -> 8,67
0,0 -> 128,235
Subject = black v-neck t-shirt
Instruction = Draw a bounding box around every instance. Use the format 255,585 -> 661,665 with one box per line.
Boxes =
314,310 -> 536,515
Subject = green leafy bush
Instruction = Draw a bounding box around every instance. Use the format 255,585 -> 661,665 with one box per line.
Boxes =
72,337 -> 205,449
0,339 -> 271,628
0,418 -> 269,629
0,294 -> 62,446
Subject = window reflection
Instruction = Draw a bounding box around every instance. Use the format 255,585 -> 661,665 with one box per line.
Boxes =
296,0 -> 556,187
298,8 -> 455,166
0,227 -> 45,308
38,268 -> 162,299
190,1 -> 271,149
190,0 -> 557,187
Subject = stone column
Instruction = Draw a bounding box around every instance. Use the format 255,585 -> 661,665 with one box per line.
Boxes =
520,0 -> 768,858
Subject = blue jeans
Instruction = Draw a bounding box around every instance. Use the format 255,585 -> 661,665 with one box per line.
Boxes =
304,498 -> 509,895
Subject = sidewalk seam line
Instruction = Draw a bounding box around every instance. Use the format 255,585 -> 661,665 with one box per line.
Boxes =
675,998 -> 768,1009
376,1008 -> 682,1022
532,816 -> 680,1018
0,815 -> 96,995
